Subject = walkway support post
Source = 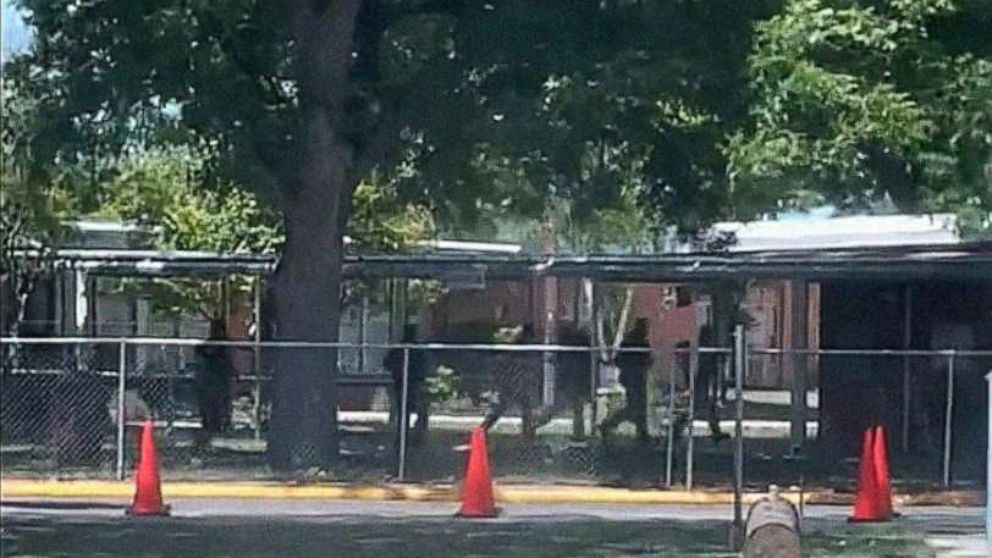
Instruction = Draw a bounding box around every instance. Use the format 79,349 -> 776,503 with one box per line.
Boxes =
943,351 -> 956,487
397,347 -> 410,481
731,324 -> 747,551
115,339 -> 127,481
985,371 -> 991,553
686,343 -> 697,489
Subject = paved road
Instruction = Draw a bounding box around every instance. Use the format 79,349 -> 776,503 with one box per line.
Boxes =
0,497 -> 980,521
2,499 -> 985,557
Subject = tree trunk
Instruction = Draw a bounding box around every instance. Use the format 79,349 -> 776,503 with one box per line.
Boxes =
265,115 -> 355,470
266,169 -> 352,471
265,0 -> 363,472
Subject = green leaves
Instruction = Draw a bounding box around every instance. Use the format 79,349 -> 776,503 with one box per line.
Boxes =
408,0 -> 773,237
97,147 -> 278,319
1,81 -> 64,334
104,147 -> 281,254
729,0 -> 992,232
348,177 -> 435,253
7,0 -> 990,250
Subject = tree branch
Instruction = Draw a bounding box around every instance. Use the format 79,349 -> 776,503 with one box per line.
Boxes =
222,129 -> 288,206
354,107 -> 401,179
289,0 -> 363,112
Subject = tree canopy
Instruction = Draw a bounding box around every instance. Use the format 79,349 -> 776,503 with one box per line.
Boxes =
7,0 -> 990,244
96,147 -> 433,318
729,0 -> 992,233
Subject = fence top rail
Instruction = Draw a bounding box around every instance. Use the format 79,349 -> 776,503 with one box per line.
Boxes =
3,336 -> 992,358
0,336 -> 672,353
749,347 -> 992,357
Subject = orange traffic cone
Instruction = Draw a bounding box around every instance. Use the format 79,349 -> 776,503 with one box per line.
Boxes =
849,426 -> 889,522
128,419 -> 169,516
456,427 -> 498,518
872,425 -> 895,518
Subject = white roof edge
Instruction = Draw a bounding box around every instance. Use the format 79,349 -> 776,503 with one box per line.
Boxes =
345,237 -> 523,254
50,248 -> 272,259
713,213 -> 960,251
415,239 -> 523,254
63,220 -> 161,234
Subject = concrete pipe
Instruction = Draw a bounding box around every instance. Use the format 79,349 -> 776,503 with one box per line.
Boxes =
743,486 -> 801,558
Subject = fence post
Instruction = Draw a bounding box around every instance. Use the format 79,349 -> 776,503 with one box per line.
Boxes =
252,379 -> 263,441
116,339 -> 127,481
943,351 -> 956,487
397,347 -> 410,481
252,279 -> 263,441
985,370 -> 991,553
665,355 -> 675,488
359,295 -> 370,374
685,344 -> 698,490
731,325 -> 747,551
901,284 -> 913,453
589,283 -> 600,432
589,344 -> 598,434
902,361 -> 911,453
788,281 -> 808,450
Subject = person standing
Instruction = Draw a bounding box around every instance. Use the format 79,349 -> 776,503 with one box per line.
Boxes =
479,323 -> 547,439
195,318 -> 231,452
384,325 -> 429,446
600,318 -> 653,445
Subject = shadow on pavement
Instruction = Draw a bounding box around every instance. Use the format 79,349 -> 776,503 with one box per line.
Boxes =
1,500 -> 126,511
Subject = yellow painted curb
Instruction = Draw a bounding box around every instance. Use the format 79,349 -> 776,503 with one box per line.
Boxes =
0,480 -> 454,502
3,479 -> 980,507
900,491 -> 985,507
0,478 -> 825,505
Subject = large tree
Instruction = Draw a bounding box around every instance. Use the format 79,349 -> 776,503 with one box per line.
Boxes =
7,0 -> 473,469
6,0 -> 777,470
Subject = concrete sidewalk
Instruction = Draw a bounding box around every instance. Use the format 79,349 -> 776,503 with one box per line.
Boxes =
2,500 -> 950,558
927,536 -> 989,558
2,498 -> 981,558
149,412 -> 819,439
0,497 -> 975,523
0,497 -> 795,520
921,510 -> 989,558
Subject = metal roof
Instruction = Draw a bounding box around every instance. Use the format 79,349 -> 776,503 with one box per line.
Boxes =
27,241 -> 992,282
712,213 -> 960,251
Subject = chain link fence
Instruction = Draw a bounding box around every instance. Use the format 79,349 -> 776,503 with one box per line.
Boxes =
2,337 -> 990,490
1,341 -> 120,477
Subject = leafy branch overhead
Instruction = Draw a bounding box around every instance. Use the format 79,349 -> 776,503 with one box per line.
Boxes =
99,148 -> 434,318
728,0 -> 992,232
1,80 -> 67,337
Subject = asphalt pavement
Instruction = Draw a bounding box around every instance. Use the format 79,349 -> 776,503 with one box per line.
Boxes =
1,498 -> 987,557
